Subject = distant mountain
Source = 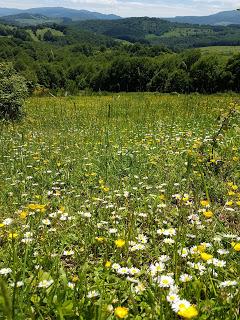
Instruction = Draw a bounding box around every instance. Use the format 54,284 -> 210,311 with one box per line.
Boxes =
166,10 -> 240,26
0,8 -> 22,16
25,7 -> 121,21
0,7 -> 121,22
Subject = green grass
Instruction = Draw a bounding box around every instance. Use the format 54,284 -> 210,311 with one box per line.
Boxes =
200,46 -> 240,57
0,94 -> 239,319
36,28 -> 64,40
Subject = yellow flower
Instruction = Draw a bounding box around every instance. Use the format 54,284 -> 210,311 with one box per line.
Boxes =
200,252 -> 213,261
197,244 -> 206,253
95,237 -> 105,243
0,223 -> 4,228
159,194 -> 166,200
19,211 -> 28,219
8,232 -> 18,239
200,200 -> 209,207
114,306 -> 128,318
226,201 -> 233,206
27,204 -> 46,211
103,187 -> 110,192
71,275 -> 79,282
115,239 -> 125,248
231,242 -> 240,252
178,305 -> 198,319
105,261 -> 111,268
203,211 -> 213,219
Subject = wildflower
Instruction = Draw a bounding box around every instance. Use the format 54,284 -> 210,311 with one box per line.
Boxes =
2,218 -> 13,226
10,281 -> 24,287
63,250 -> 74,256
95,237 -> 105,242
219,280 -> 238,287
172,299 -> 191,312
157,275 -> 174,288
163,238 -> 175,244
42,219 -> 51,226
210,258 -> 226,268
231,242 -> 240,251
129,267 -> 140,275
178,305 -> 198,319
117,267 -> 129,275
159,255 -> 170,262
105,261 -> 111,268
200,200 -> 210,207
137,234 -> 148,243
19,211 -> 28,219
115,239 -> 125,248
114,306 -> 129,318
72,275 -> 79,282
217,249 -> 229,255
68,282 -> 75,289
167,293 -> 180,303
8,232 -> 18,239
0,268 -> 12,275
180,274 -> 192,283
163,228 -> 176,237
129,243 -> 145,251
112,263 -> 121,270
87,290 -> 99,298
203,211 -> 213,219
134,282 -> 146,294
38,280 -> 54,288
178,248 -> 189,258
200,252 -> 213,261
149,262 -> 165,276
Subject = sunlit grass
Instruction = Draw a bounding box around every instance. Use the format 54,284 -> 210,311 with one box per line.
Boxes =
0,93 -> 239,319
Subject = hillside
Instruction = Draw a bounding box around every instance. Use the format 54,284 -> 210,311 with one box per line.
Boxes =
71,17 -> 240,49
166,10 -> 240,26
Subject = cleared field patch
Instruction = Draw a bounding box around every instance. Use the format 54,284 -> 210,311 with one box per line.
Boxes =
200,46 -> 240,56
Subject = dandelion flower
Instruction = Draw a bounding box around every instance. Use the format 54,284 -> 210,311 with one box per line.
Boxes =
115,239 -> 125,248
114,306 -> 129,318
203,211 -> 213,219
178,305 -> 198,319
200,252 -> 213,261
231,242 -> 240,252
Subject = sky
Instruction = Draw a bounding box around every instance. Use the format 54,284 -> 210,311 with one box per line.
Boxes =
0,0 -> 239,17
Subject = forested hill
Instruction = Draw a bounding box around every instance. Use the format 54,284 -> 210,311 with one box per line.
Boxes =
166,10 -> 240,26
72,17 -> 240,48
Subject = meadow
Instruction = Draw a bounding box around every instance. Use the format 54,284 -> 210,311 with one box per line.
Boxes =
0,94 -> 239,319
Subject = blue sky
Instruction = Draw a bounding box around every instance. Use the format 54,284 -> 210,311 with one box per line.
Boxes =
0,0 -> 239,17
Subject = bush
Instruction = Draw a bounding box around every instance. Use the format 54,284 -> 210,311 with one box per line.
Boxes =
0,63 -> 28,120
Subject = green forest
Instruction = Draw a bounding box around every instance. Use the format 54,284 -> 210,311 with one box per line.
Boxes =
0,17 -> 240,94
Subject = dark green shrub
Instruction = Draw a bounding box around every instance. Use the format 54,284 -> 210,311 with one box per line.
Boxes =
0,63 -> 28,120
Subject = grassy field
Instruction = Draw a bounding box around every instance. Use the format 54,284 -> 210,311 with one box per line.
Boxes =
0,94 -> 239,319
200,46 -> 240,57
